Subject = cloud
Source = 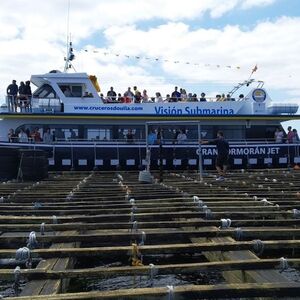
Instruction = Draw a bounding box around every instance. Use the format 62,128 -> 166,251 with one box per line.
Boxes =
241,0 -> 276,9
2,0 -> 298,106
102,16 -> 300,101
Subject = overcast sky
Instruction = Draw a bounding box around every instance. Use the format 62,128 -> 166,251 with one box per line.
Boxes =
0,0 -> 299,127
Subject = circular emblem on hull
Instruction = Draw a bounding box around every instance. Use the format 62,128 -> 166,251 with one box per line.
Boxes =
252,89 -> 266,102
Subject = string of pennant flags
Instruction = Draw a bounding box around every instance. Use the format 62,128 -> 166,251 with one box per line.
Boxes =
83,49 -> 244,70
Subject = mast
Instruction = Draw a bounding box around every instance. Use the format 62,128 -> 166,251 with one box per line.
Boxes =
63,0 -> 75,72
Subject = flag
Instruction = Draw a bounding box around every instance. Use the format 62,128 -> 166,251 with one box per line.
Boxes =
252,64 -> 258,74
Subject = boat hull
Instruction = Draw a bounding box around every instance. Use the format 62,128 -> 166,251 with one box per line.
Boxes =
0,142 -> 299,172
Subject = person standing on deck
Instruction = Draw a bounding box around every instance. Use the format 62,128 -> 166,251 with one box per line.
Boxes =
6,80 -> 18,112
201,131 -> 229,181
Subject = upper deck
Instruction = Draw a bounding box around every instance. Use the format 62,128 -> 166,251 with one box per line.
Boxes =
1,71 -> 298,118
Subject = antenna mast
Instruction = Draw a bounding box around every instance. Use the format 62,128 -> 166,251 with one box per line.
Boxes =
64,0 -> 75,72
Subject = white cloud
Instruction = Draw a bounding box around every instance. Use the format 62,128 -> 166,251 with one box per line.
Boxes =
102,17 -> 300,102
2,0 -> 298,106
241,0 -> 276,9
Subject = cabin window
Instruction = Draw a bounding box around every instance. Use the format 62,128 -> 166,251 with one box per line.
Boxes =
86,127 -> 112,141
59,84 -> 83,97
33,84 -> 57,98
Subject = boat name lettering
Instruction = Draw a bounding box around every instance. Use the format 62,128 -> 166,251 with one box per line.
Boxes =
200,146 -> 280,156
155,106 -> 234,115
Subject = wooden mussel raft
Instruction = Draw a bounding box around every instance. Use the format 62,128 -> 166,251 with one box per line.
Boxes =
0,169 -> 300,299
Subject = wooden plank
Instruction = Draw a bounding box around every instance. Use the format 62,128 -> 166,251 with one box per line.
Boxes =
1,258 -> 300,280
1,239 -> 300,259
8,282 -> 300,300
20,231 -> 78,296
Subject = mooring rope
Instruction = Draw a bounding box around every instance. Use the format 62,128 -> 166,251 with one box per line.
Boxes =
130,212 -> 135,223
131,220 -> 138,233
16,247 -> 31,267
149,263 -> 157,287
52,215 -> 58,224
220,218 -> 231,229
167,285 -> 174,300
40,222 -> 45,235
260,198 -> 273,206
13,266 -> 21,296
279,257 -> 289,271
253,239 -> 264,255
139,231 -> 146,246
235,227 -> 243,241
33,202 -> 42,209
27,231 -> 38,249
204,208 -> 212,219
293,209 -> 300,219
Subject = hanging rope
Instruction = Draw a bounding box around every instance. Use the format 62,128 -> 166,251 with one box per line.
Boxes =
253,239 -> 264,256
52,215 -> 58,224
149,263 -> 157,287
27,231 -> 38,249
193,195 -> 199,202
130,212 -> 135,223
40,222 -> 45,235
167,285 -> 174,300
13,266 -> 21,296
139,231 -> 146,246
131,221 -> 138,233
33,202 -> 42,209
220,218 -> 231,229
293,209 -> 300,219
279,257 -> 289,271
235,227 -> 243,241
16,247 -> 31,267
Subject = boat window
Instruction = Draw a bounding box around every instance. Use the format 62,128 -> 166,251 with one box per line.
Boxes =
33,84 -> 57,98
59,84 -> 83,97
87,128 -> 112,141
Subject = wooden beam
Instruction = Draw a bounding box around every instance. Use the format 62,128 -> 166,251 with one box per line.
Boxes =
7,282 -> 300,300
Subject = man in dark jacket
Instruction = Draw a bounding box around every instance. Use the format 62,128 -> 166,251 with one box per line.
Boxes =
6,80 -> 18,112
201,131 -> 229,181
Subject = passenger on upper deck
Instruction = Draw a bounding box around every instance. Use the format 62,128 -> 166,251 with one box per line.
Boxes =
124,87 -> 134,102
24,81 -> 32,111
133,86 -> 141,103
181,89 -> 188,102
6,80 -> 18,112
171,86 -> 181,102
107,87 -> 117,102
199,93 -> 206,102
226,94 -> 235,101
216,94 -> 222,101
238,94 -> 245,101
155,92 -> 163,103
142,90 -> 149,103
